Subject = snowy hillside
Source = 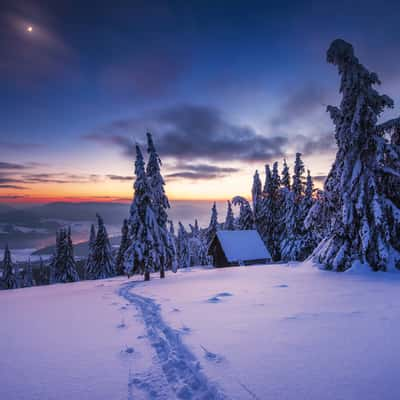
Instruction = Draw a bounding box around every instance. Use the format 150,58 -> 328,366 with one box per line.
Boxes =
1,264 -> 399,400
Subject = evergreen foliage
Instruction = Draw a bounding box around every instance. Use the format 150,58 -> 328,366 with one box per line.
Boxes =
205,202 -> 219,245
224,200 -> 235,230
124,144 -> 165,280
232,196 -> 254,230
310,39 -> 400,271
23,259 -> 35,287
89,214 -> 115,279
1,244 -> 17,289
53,227 -> 79,283
85,223 -> 96,279
115,219 -> 129,276
177,222 -> 190,268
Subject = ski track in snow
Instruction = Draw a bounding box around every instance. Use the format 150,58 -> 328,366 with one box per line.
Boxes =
119,281 -> 227,400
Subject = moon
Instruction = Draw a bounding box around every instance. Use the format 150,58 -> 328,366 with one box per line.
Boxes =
27,26 -> 33,32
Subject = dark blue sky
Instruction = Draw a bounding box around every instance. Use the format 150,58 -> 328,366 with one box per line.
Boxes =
1,0 -> 400,201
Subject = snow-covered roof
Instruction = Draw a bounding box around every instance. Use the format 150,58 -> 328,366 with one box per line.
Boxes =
215,230 -> 271,263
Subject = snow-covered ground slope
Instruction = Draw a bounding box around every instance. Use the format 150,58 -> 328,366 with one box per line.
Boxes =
1,264 -> 400,399
0,277 -> 153,400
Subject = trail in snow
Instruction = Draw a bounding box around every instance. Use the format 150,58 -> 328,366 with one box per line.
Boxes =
119,281 -> 226,400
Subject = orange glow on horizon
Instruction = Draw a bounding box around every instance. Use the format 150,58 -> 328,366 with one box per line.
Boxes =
0,193 -> 239,205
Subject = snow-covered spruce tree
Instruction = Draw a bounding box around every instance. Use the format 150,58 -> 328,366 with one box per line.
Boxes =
54,227 -> 79,283
115,219 -> 129,276
146,132 -> 175,278
186,220 -> 208,266
165,220 -> 178,272
38,257 -> 48,285
177,222 -> 190,268
263,164 -> 273,194
23,259 -> 35,287
255,163 -> 282,260
268,162 -> 283,260
297,170 -> 318,257
66,227 -> 79,280
377,120 -> 400,209
85,223 -> 96,279
232,196 -> 254,230
292,152 -> 305,200
205,202 -> 219,245
304,188 -> 331,244
281,153 -> 313,261
1,244 -> 17,290
90,214 -> 115,279
224,200 -> 235,230
252,170 -> 266,236
124,144 -> 164,281
281,158 -> 291,190
189,219 -> 200,236
14,263 -> 21,289
311,39 -> 400,271
48,255 -> 56,284
252,170 -> 263,217
197,233 -> 210,265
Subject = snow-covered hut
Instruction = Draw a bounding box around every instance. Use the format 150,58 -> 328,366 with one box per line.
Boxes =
208,230 -> 271,267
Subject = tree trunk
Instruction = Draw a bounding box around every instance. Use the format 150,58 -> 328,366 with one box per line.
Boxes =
144,270 -> 150,281
160,266 -> 165,279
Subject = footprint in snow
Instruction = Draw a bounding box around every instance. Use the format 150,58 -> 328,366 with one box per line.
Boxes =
180,326 -> 191,334
171,307 -> 180,312
137,335 -> 147,339
117,320 -> 126,329
275,284 -> 289,288
207,292 -> 233,303
200,345 -> 224,363
207,296 -> 221,303
216,292 -> 233,297
122,346 -> 135,354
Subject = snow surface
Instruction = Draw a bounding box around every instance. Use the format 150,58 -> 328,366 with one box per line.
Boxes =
216,230 -> 271,262
1,264 -> 400,399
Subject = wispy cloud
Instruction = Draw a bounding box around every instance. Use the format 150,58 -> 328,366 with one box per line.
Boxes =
106,174 -> 134,181
84,104 -> 288,163
166,162 -> 240,181
0,162 -> 29,170
0,184 -> 28,190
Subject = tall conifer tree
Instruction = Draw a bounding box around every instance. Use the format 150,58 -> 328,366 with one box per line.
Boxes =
311,39 -> 400,271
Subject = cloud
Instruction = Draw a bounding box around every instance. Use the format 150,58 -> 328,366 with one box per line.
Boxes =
166,172 -> 221,180
0,184 -> 28,190
84,104 -> 288,163
270,83 -> 328,128
20,173 -> 101,184
166,162 -> 240,181
175,163 -> 239,174
107,174 -> 134,181
0,194 -> 29,199
0,162 -> 28,170
0,177 -> 23,184
0,171 -> 101,190
293,131 -> 336,156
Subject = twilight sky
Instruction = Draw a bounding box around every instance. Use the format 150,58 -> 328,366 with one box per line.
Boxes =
1,0 -> 400,204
